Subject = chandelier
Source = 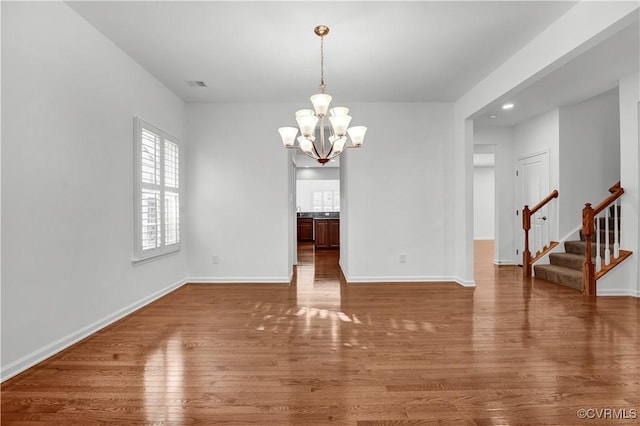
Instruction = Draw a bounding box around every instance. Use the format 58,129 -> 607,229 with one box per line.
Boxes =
278,25 -> 367,165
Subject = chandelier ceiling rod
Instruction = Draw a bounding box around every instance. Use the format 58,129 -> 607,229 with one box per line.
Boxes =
316,25 -> 328,93
278,25 -> 367,165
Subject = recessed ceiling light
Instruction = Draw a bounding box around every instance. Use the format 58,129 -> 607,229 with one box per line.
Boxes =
489,115 -> 497,119
502,103 -> 514,110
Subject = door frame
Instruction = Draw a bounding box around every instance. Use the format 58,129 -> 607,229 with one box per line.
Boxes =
514,149 -> 550,265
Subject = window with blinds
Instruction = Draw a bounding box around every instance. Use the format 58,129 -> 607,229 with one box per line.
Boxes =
134,118 -> 181,261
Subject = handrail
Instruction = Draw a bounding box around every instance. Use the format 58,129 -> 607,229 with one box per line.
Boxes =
582,181 -> 624,296
522,189 -> 559,278
592,182 -> 623,215
530,190 -> 559,215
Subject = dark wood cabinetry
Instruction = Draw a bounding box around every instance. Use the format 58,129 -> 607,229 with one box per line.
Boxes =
315,220 -> 328,246
314,219 -> 339,249
297,218 -> 314,242
329,220 -> 340,248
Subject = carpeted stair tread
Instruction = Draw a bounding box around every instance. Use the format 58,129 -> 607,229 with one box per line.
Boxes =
534,264 -> 582,290
564,240 -> 613,256
548,252 -> 584,271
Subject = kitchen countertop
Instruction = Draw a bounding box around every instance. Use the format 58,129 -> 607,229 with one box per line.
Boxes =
297,213 -> 340,219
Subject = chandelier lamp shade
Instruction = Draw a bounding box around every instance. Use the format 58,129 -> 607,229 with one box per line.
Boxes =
278,25 -> 367,165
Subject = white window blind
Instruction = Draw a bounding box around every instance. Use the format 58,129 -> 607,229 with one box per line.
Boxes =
134,118 -> 181,261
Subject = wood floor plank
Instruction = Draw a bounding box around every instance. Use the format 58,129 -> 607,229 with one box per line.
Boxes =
2,241 -> 639,424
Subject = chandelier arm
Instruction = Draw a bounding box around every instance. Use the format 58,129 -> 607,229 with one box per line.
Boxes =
326,141 -> 335,158
310,137 -> 322,159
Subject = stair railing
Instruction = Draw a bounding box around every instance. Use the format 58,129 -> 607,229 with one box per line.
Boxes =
582,182 -> 624,295
522,189 -> 559,277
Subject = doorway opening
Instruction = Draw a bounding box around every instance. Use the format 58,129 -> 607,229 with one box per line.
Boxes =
473,145 -> 496,277
293,150 -> 341,287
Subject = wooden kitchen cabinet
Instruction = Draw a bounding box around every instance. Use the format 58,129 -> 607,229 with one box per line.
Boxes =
314,219 -> 339,249
297,218 -> 314,242
328,220 -> 340,248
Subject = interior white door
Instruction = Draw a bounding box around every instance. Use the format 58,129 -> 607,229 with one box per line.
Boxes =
515,151 -> 550,265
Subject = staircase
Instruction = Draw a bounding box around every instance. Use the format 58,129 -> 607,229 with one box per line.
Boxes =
528,183 -> 633,294
534,214 -> 618,291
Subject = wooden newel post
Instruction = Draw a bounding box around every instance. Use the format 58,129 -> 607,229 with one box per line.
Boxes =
582,203 -> 595,295
522,205 -> 532,278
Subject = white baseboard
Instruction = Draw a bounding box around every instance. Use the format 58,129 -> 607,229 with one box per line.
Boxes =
493,259 -> 517,265
453,277 -> 476,287
1,278 -> 186,382
597,288 -> 640,297
560,225 -> 582,243
186,276 -> 290,284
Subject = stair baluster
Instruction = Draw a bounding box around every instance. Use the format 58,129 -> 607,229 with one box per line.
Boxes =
613,198 -> 620,259
604,207 -> 610,265
535,212 -> 542,254
595,213 -> 601,272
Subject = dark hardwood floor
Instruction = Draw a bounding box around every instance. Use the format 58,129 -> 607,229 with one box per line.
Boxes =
2,241 -> 639,425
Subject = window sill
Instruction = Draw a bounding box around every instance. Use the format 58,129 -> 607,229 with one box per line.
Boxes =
132,247 -> 181,266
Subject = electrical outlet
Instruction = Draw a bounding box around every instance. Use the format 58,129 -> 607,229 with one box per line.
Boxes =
212,255 -> 220,264
399,254 -> 406,263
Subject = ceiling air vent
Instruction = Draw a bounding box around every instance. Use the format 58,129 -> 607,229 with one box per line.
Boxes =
186,80 -> 207,87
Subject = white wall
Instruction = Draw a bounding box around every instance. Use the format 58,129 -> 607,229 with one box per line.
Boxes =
186,102 -> 456,284
473,167 -> 495,239
474,126 -> 515,264
183,101 -> 458,283
1,2 -> 187,379
599,72 -> 639,296
559,89 -> 621,237
185,103 -> 291,283
513,109 -> 560,192
341,103 -> 454,282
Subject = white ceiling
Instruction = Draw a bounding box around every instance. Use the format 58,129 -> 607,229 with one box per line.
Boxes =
67,1 -> 578,104
475,18 -> 640,127
67,1 -> 638,135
